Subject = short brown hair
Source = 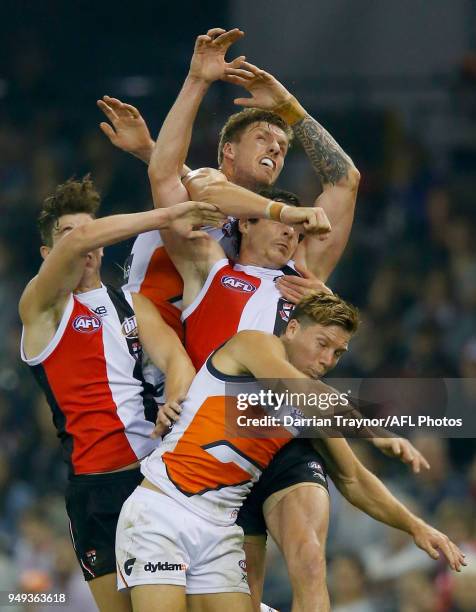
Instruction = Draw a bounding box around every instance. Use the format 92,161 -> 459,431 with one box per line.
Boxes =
290,292 -> 360,334
218,108 -> 293,165
38,175 -> 100,246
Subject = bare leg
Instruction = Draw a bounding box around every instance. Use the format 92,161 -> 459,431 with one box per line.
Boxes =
264,485 -> 330,612
244,535 -> 267,612
188,592 -> 253,612
88,573 -> 132,612
131,584 -> 186,612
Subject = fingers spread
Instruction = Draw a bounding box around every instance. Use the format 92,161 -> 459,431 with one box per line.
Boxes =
206,27 -> 227,38
213,28 -> 244,49
97,100 -> 118,121
99,122 -> 117,141
237,60 -> 263,75
224,67 -> 255,79
233,97 -> 255,107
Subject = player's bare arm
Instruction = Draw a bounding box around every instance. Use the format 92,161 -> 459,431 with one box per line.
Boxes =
147,29 -> 245,298
20,201 -> 222,359
223,60 -> 360,282
132,292 -> 196,437
149,27 -> 244,201
314,437 -> 466,572
183,167 -> 332,236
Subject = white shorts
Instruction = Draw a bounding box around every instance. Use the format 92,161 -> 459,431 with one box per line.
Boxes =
116,486 -> 250,595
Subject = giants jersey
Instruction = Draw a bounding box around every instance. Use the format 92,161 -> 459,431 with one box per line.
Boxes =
141,354 -> 294,526
183,259 -> 300,370
21,285 -> 158,476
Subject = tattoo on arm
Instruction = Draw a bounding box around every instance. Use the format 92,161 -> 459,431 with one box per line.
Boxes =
293,115 -> 353,185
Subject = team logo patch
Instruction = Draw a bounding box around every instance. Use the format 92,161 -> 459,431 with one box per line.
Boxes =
121,315 -> 138,339
279,301 -> 294,322
308,461 -> 323,472
72,314 -> 102,333
85,549 -> 97,565
124,558 -> 136,576
221,275 -> 257,293
239,560 -> 247,571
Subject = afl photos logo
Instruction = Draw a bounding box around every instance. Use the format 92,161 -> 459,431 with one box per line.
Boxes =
72,314 -> 102,333
221,275 -> 257,293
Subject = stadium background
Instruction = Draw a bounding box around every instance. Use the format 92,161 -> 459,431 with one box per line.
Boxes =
0,1 -> 475,610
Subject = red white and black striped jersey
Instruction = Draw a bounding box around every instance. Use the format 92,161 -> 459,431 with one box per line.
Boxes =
182,259 -> 300,371
122,227 -> 237,399
21,285 -> 158,476
122,227 -> 234,337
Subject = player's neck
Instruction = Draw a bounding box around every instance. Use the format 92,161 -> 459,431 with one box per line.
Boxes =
238,249 -> 282,270
74,273 -> 102,295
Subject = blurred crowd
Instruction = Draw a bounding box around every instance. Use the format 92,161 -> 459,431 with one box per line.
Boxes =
1,16 -> 476,612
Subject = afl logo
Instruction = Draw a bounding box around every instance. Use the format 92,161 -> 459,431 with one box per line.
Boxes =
221,275 -> 257,293
72,314 -> 102,333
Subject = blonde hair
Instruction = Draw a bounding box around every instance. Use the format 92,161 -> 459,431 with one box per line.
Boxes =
290,292 -> 360,334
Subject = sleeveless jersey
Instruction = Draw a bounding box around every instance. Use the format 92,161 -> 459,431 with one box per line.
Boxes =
123,227 -> 238,398
123,227 -> 236,337
21,285 -> 158,476
183,258 -> 300,370
141,354 -> 294,526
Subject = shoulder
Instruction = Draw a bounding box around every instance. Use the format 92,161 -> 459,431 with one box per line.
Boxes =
228,330 -> 285,355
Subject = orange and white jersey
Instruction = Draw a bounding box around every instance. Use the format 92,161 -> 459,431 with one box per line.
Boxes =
141,355 -> 294,526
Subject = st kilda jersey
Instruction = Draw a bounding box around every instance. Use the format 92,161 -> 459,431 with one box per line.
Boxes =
141,353 -> 294,526
20,285 -> 158,475
122,227 -> 238,399
122,226 -> 236,338
182,258 -> 300,370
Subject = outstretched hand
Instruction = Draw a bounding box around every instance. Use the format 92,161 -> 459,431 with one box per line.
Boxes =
97,95 -> 154,163
412,520 -> 467,572
372,437 -> 430,474
223,60 -> 292,110
165,201 -> 226,239
189,27 -> 245,84
276,264 -> 333,304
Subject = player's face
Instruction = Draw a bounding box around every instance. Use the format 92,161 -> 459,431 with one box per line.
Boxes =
285,321 -> 350,378
227,122 -> 289,188
240,218 -> 300,268
49,213 -> 103,275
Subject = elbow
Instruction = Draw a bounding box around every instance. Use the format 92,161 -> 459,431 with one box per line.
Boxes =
187,179 -> 222,204
148,162 -> 170,186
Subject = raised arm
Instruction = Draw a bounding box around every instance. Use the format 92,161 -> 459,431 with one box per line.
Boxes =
223,61 -> 360,281
19,202 -> 222,326
314,437 -> 466,571
148,27 -> 244,207
132,292 -> 196,437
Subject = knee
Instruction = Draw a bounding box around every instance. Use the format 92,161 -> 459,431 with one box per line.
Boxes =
286,538 -> 327,585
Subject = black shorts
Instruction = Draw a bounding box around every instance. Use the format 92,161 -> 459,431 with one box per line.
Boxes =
236,439 -> 328,536
65,468 -> 143,581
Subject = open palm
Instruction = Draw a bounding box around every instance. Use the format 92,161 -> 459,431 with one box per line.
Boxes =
223,60 -> 291,109
189,27 -> 245,84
